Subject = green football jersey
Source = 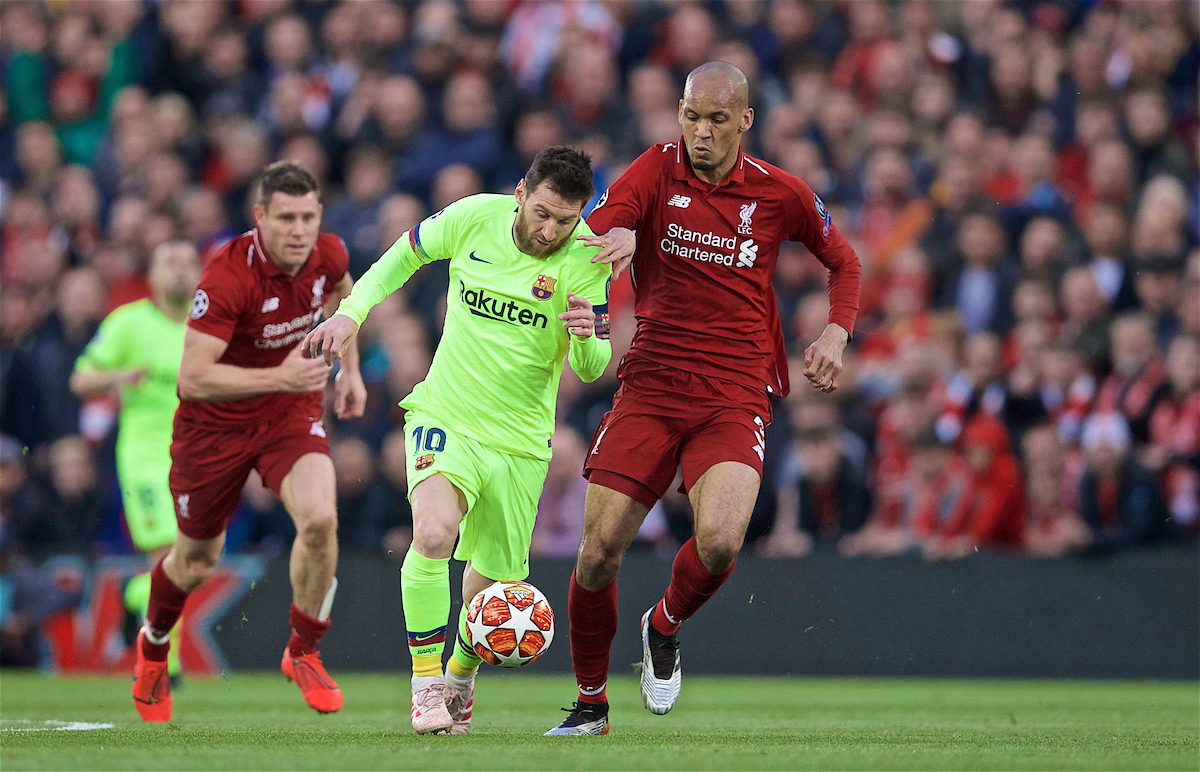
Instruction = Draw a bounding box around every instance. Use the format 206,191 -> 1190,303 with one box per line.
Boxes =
337,193 -> 613,461
75,299 -> 185,469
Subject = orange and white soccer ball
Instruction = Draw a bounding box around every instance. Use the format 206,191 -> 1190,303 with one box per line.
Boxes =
464,580 -> 554,667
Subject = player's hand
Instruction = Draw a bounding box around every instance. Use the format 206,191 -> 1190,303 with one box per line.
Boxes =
116,369 -> 148,386
559,293 -> 595,338
578,227 -> 635,279
334,366 -> 367,419
278,343 -> 331,393
303,315 -> 360,366
803,323 -> 849,393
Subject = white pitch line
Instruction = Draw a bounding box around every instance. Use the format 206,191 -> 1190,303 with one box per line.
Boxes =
2,720 -> 115,732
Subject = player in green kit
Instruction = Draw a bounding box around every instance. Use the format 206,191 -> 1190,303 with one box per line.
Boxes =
71,240 -> 201,681
304,147 -> 616,734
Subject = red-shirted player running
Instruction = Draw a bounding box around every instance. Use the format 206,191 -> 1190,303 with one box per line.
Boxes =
132,162 -> 367,722
546,62 -> 862,736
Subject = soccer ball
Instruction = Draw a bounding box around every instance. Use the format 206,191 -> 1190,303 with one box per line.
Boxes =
464,580 -> 554,667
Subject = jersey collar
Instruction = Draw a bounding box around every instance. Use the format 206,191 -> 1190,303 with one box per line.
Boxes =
671,136 -> 747,191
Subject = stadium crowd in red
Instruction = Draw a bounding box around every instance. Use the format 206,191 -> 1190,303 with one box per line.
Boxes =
1,0 -> 1196,563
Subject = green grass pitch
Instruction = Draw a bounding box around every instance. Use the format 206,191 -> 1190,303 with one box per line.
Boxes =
2,672 -> 1196,770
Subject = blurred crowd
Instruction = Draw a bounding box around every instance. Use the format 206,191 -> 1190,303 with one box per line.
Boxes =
1,0 -> 1197,569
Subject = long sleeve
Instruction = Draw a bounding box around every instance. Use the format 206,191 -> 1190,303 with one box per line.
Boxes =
568,333 -> 611,383
334,230 -> 432,325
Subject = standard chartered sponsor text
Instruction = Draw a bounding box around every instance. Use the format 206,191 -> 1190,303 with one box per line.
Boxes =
256,312 -> 316,348
662,222 -> 737,265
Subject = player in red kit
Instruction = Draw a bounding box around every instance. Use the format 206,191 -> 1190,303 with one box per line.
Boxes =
546,62 -> 861,735
132,162 -> 366,722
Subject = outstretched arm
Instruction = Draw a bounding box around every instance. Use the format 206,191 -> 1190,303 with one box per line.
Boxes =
325,271 -> 366,419
178,327 -> 329,401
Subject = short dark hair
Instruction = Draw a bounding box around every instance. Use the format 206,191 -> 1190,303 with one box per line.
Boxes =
256,160 -> 320,208
524,146 -> 594,206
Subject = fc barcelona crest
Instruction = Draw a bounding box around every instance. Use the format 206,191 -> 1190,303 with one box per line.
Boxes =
415,453 -> 435,470
531,274 -> 557,301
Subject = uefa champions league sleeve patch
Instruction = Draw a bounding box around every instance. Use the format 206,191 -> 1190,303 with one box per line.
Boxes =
190,289 -> 210,319
814,193 -> 832,240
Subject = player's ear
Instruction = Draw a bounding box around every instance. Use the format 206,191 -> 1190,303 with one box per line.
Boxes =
740,107 -> 754,133
515,178 -> 526,205
252,203 -> 266,226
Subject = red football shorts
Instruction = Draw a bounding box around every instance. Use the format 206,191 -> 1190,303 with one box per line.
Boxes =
582,355 -> 773,509
168,412 -> 330,540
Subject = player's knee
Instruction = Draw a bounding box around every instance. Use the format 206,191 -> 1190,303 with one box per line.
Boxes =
181,552 -> 219,588
412,517 -> 457,556
299,508 -> 338,549
577,538 -> 624,586
696,535 -> 742,573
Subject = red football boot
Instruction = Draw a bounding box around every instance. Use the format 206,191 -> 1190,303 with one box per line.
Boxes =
132,630 -> 172,722
282,648 -> 343,713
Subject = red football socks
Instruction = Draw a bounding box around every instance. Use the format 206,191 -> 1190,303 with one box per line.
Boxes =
143,558 -> 189,662
652,537 -> 736,636
287,603 -> 331,657
569,570 -> 618,705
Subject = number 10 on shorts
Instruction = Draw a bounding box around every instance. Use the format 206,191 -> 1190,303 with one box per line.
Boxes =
411,425 -> 447,470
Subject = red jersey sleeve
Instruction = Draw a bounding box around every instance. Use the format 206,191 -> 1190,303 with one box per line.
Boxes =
587,146 -> 663,234
187,250 -> 250,343
785,182 -> 862,338
319,233 -> 351,280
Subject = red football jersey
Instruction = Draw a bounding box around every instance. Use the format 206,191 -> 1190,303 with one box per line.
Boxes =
179,229 -> 349,426
588,140 -> 861,397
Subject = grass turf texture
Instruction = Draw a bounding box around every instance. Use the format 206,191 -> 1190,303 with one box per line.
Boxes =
1,673 -> 1196,771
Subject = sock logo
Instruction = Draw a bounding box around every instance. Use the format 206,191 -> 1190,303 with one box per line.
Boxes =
408,626 -> 447,657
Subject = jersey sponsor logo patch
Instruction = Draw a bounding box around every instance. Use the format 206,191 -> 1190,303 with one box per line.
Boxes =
259,311 -> 318,348
459,281 -> 549,328
738,201 -> 757,235
531,274 -> 557,301
737,239 -> 759,268
814,193 -> 831,239
261,297 -> 280,313
667,194 -> 691,209
190,290 -> 209,320
415,453 -> 435,470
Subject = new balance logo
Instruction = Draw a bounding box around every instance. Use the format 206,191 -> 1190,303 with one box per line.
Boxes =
667,194 -> 691,209
261,297 -> 280,313
737,239 -> 759,268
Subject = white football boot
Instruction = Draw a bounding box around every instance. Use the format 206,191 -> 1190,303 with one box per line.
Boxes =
410,679 -> 453,735
640,606 -> 681,715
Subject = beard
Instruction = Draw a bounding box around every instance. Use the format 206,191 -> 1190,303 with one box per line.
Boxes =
514,210 -> 571,257
689,151 -> 719,170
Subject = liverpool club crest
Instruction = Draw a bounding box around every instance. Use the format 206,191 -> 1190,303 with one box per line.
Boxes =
531,274 -> 557,300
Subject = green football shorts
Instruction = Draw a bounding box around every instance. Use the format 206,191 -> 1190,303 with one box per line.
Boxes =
118,463 -> 178,552
404,411 -> 549,581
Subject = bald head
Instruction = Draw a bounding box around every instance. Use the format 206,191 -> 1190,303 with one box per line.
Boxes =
684,61 -> 750,112
679,61 -> 754,182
